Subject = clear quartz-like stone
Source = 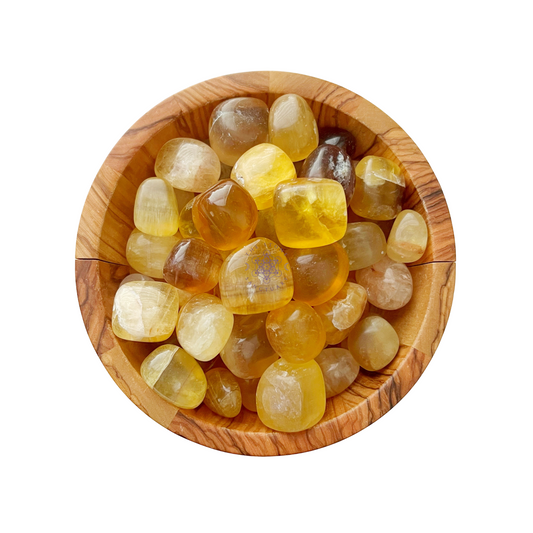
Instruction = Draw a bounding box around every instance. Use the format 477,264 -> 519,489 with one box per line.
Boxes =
387,209 -> 428,263
204,368 -> 242,418
339,222 -> 387,270
134,178 -> 179,236
315,348 -> 360,398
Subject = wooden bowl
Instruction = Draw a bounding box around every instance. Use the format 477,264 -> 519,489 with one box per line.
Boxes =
75,71 -> 456,456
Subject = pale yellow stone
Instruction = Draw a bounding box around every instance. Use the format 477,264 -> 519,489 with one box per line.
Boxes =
339,222 -> 387,270
134,178 -> 179,236
315,348 -> 360,398
387,209 -> 428,263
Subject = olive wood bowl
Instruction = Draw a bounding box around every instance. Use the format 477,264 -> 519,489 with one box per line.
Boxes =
75,71 -> 456,456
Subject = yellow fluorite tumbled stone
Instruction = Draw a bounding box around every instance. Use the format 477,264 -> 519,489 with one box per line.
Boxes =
268,94 -> 319,162
204,368 -> 242,418
315,348 -> 360,398
339,222 -> 387,270
231,143 -> 296,210
178,197 -> 202,239
255,206 -> 283,247
140,345 -> 207,409
219,238 -> 294,314
387,209 -> 428,263
134,178 -> 179,236
112,281 -> 180,342
256,359 -> 326,432
273,178 -> 347,248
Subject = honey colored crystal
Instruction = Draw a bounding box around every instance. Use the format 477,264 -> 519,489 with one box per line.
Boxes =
315,348 -> 360,398
140,345 -> 207,409
347,316 -> 399,371
285,242 -> 349,306
155,138 -> 220,193
236,377 -> 260,412
273,178 -> 347,248
177,294 -> 234,362
387,209 -> 428,263
265,301 -> 326,363
178,197 -> 202,239
256,359 -> 326,432
255,206 -> 282,247
204,368 -> 242,418
269,94 -> 319,162
112,281 -> 180,342
219,238 -> 293,314
339,222 -> 387,270
231,143 -> 296,209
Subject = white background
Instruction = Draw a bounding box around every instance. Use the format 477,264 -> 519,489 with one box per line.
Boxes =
1,1 -> 532,532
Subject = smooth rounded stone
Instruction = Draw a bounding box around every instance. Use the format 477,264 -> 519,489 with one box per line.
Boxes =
387,209 -> 428,263
268,94 -> 319,162
313,282 -> 367,345
315,348 -> 360,398
255,206 -> 282,247
350,156 -> 405,220
134,178 -> 179,237
339,222 -> 387,271
349,211 -> 394,238
285,242 -> 349,306
266,301 -> 326,363
163,238 -> 222,294
231,143 -> 296,210
219,238 -> 293,314
178,197 -> 201,239
256,359 -> 326,432
209,97 -> 269,166
355,255 -> 413,310
236,377 -> 259,412
155,138 -> 221,193
173,188 -> 195,213
299,144 -> 355,203
112,281 -> 180,342
204,368 -> 242,418
126,229 -> 180,279
348,316 -> 399,371
177,294 -> 234,362
220,313 -> 278,379
273,178 -> 347,248
318,127 -> 356,158
119,273 -> 154,287
140,345 -> 207,408
192,180 -> 258,251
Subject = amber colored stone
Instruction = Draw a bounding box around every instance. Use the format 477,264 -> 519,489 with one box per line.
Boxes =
155,138 -> 220,193
236,377 -> 259,412
178,197 -> 201,239
119,273 -> 153,286
255,206 -> 282,247
356,255 -> 413,310
140,345 -> 207,409
387,209 -> 428,263
126,229 -> 180,279
163,238 -> 223,293
318,127 -> 356,158
339,222 -> 387,270
350,156 -> 405,220
265,301 -> 326,363
273,178 -> 347,248
220,313 -> 278,379
256,359 -> 326,432
112,281 -> 180,342
313,282 -> 367,345
219,238 -> 293,314
300,144 -> 355,203
209,97 -> 269,166
231,143 -> 296,209
285,242 -> 349,306
193,180 -> 258,251
204,368 -> 242,418
176,294 -> 234,361
348,316 -> 399,371
315,348 -> 360,398
269,94 -> 319,162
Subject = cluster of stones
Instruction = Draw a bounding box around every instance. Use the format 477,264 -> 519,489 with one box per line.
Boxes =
112,94 -> 429,433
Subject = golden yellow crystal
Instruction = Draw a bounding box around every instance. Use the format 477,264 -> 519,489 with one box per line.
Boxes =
134,178 -> 179,236
387,209 -> 428,263
204,368 -> 242,418
339,222 -> 387,270
255,206 -> 282,247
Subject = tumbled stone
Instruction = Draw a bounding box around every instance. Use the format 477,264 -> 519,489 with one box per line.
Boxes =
173,188 -> 195,213
140,344 -> 206,408
339,222 -> 387,270
119,273 -> 154,286
387,209 -> 428,263
315,348 -> 360,398
178,197 -> 202,239
254,206 -> 282,247
204,368 -> 242,418
236,377 -> 260,412
318,126 -> 356,157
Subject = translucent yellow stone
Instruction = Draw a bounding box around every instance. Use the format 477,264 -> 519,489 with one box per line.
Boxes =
255,206 -> 282,247
204,368 -> 242,418
125,229 -> 180,279
178,197 -> 201,239
155,138 -> 220,193
350,156 -> 405,220
119,273 -> 153,287
256,359 -> 326,432
265,301 -> 326,363
235,377 -> 259,412
313,282 -> 367,345
231,143 -> 296,209
339,222 -> 387,270
268,94 -> 319,162
176,294 -> 234,362
387,209 -> 428,263
112,281 -> 180,342
219,238 -> 294,314
220,313 -> 278,379
347,316 -> 399,371
315,348 -> 360,398
140,345 -> 207,408
134,178 -> 179,236
273,178 -> 347,248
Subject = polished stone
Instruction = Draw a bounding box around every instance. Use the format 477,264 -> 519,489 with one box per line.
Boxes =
339,222 -> 387,270
204,368 -> 242,418
387,209 -> 428,263
315,347 -> 360,398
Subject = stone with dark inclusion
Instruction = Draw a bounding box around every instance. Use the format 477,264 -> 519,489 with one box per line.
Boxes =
318,127 -> 356,157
